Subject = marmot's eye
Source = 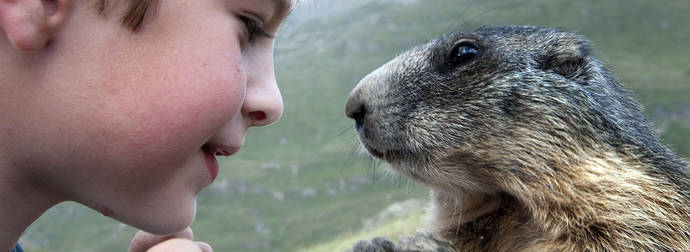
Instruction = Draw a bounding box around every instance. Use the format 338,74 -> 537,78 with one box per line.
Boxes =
449,42 -> 480,67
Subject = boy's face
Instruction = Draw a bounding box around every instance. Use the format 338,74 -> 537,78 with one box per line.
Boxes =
2,0 -> 289,234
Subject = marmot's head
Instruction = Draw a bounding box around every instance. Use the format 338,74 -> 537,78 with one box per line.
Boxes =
346,26 -> 653,193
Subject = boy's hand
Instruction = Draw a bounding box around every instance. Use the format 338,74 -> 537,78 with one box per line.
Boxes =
128,227 -> 213,252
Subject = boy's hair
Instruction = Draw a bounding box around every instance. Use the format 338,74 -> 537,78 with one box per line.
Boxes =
95,0 -> 151,31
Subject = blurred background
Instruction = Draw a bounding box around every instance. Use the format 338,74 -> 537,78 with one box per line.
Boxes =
20,0 -> 690,251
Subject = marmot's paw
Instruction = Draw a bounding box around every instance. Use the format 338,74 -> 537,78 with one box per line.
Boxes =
351,237 -> 395,252
349,231 -> 457,252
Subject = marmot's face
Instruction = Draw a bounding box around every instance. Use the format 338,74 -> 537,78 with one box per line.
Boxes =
346,26 -> 606,192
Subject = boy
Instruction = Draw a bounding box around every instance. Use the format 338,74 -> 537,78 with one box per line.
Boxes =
0,0 -> 293,251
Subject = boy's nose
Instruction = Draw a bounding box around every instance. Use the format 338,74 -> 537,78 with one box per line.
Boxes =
244,93 -> 283,127
242,77 -> 283,127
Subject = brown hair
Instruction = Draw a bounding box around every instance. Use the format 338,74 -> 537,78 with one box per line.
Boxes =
95,0 -> 152,31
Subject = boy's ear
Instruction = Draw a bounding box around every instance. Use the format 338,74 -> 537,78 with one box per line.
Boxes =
0,0 -> 71,51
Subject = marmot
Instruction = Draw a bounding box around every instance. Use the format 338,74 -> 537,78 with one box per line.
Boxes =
345,26 -> 690,251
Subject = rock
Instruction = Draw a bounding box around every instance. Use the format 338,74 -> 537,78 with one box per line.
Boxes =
255,221 -> 271,235
296,187 -> 318,198
260,162 -> 281,170
291,164 -> 300,178
210,179 -> 229,193
362,198 -> 427,230
270,190 -> 285,201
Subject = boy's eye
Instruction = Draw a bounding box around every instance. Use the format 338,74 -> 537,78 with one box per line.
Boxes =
240,16 -> 274,42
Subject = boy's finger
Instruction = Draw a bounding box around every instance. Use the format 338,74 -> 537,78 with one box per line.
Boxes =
128,227 -> 194,252
146,238 -> 208,252
196,241 -> 214,252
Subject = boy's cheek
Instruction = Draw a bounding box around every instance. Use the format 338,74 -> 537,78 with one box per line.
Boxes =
23,63 -> 246,170
99,49 -> 246,145
13,77 -> 244,203
96,82 -> 244,159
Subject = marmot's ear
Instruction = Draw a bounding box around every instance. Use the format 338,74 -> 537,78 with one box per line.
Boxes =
0,0 -> 71,51
537,33 -> 592,80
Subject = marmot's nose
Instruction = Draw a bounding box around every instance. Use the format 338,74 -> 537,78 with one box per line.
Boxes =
347,64 -> 387,127
345,90 -> 369,127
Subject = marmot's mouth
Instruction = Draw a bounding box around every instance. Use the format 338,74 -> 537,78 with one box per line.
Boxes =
362,142 -> 415,163
355,127 -> 386,159
355,124 -> 414,162
360,141 -> 395,161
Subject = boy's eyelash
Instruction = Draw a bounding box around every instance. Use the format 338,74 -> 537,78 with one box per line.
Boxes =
240,16 -> 274,42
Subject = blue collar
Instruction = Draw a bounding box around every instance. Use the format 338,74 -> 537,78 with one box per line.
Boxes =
11,244 -> 23,252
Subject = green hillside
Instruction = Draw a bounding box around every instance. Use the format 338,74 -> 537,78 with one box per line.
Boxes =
20,0 -> 690,251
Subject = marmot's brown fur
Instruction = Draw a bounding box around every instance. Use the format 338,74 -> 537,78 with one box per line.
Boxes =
346,26 -> 690,251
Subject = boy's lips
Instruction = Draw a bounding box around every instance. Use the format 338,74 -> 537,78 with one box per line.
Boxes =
202,148 -> 219,181
201,145 -> 241,181
211,146 -> 241,156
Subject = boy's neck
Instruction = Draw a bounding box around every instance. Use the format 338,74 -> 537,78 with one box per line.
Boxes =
0,163 -> 62,251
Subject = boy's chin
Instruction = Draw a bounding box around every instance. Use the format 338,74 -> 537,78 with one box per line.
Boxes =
125,200 -> 197,235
